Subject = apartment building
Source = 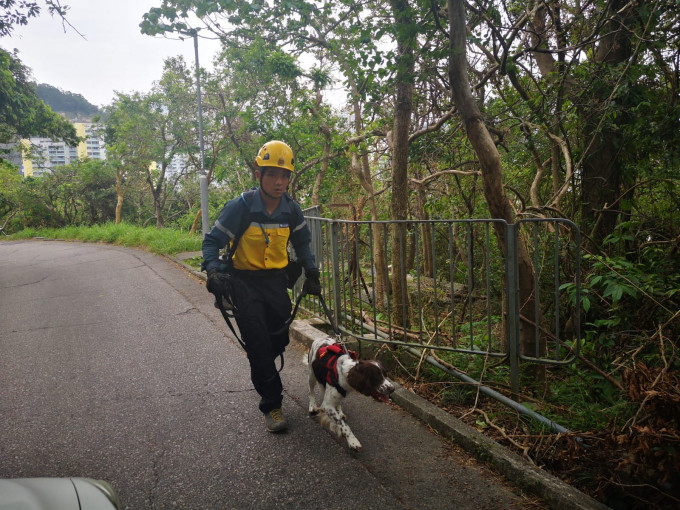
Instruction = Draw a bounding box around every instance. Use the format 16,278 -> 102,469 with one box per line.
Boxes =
166,153 -> 189,177
20,122 -> 106,177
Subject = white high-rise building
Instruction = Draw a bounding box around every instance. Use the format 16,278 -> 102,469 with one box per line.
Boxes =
82,123 -> 106,160
20,122 -> 106,177
166,153 -> 189,177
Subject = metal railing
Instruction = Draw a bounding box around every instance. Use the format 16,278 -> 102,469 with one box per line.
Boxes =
297,215 -> 582,395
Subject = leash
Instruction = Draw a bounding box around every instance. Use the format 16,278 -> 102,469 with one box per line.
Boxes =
214,293 -> 248,351
317,294 -> 350,356
213,285 -> 307,372
270,290 -> 306,336
213,275 -> 347,365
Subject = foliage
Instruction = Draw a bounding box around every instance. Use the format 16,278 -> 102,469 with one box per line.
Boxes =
0,158 -> 21,226
578,223 -> 680,350
0,47 -> 78,145
0,0 -> 68,38
7,222 -> 203,255
43,159 -> 117,225
389,326 -> 679,508
0,159 -> 118,232
6,175 -> 56,228
35,82 -> 100,117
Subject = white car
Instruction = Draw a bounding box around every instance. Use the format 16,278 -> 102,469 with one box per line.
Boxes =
0,478 -> 120,509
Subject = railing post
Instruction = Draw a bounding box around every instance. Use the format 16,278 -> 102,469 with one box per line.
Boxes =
505,222 -> 520,396
330,220 -> 342,332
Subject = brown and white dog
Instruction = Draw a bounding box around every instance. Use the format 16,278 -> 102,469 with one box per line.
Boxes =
305,337 -> 395,451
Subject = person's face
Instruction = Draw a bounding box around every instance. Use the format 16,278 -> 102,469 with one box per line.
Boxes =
258,167 -> 292,198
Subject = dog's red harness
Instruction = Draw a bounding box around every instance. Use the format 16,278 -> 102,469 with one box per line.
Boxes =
313,344 -> 358,397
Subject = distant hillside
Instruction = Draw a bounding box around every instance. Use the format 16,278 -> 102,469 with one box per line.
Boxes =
34,83 -> 100,119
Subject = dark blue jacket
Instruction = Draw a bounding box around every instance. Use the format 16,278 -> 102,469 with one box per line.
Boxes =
202,189 -> 316,273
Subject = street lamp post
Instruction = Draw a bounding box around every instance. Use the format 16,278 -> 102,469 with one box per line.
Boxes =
181,29 -> 210,236
192,32 -> 211,236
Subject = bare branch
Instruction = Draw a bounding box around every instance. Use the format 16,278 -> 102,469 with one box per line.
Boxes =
409,164 -> 481,186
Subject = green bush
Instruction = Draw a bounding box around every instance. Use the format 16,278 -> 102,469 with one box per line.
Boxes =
7,222 -> 203,255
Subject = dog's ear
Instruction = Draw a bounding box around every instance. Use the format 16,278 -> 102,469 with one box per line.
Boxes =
347,361 -> 384,396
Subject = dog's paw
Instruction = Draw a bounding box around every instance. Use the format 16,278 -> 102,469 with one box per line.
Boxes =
348,438 -> 362,451
308,406 -> 320,415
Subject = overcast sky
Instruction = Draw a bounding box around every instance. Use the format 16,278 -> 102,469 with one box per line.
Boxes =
3,0 -> 222,108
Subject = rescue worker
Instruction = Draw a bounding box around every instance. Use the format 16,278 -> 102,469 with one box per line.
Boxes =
202,140 -> 321,433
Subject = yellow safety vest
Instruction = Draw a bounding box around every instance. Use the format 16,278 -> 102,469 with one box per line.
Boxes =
232,222 -> 291,271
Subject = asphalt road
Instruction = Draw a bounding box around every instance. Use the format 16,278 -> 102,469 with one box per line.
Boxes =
0,240 -> 538,509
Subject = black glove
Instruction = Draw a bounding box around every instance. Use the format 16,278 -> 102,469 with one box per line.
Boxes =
303,268 -> 321,296
206,268 -> 224,296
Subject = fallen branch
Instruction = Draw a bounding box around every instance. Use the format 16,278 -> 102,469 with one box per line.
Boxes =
624,330 -> 677,431
474,408 -> 536,465
612,308 -> 680,370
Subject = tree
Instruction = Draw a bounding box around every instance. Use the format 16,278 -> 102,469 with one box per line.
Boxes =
143,90 -> 180,228
574,1 -> 677,241
462,1 -> 680,241
0,48 -> 78,145
104,93 -> 151,225
0,0 -> 69,38
388,0 -> 417,329
154,56 -> 208,233
447,0 -> 541,359
0,158 -> 21,231
106,63 -> 211,229
31,159 -> 115,225
1,3 -> 79,145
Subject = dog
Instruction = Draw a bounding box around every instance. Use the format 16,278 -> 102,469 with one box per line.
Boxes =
305,337 -> 395,451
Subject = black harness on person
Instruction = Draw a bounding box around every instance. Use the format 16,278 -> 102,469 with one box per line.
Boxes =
313,344 -> 358,397
210,189 -> 304,372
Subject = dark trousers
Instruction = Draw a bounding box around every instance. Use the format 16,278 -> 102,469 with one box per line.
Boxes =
232,271 -> 291,414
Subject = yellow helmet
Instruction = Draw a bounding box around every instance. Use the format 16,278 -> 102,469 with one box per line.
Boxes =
255,140 -> 295,172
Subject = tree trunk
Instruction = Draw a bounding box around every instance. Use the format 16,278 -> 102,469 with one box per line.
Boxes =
189,209 -> 201,235
312,91 -> 330,208
346,74 -> 389,307
580,0 -> 636,242
115,170 -> 126,225
389,0 -> 416,330
146,163 -> 166,228
413,179 -> 433,277
527,0 -> 637,242
312,141 -> 328,207
448,0 -> 542,359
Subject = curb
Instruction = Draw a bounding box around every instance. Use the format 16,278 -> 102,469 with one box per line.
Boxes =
391,387 -> 609,510
171,252 -> 205,280
171,255 -> 609,510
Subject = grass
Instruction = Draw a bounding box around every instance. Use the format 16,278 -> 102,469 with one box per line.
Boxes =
7,222 -> 203,256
